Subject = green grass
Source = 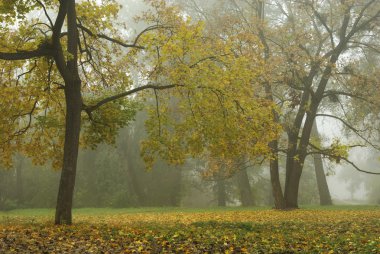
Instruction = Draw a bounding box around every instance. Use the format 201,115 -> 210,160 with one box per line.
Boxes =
0,204 -> 378,219
300,204 -> 380,210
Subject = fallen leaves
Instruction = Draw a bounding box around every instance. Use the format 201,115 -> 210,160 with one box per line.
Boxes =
0,209 -> 379,253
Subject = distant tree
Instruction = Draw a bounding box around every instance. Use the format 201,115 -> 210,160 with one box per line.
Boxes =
177,0 -> 380,209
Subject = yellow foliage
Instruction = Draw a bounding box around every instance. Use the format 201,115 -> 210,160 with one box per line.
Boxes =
0,208 -> 379,253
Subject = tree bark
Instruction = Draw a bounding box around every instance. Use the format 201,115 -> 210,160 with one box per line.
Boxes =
55,81 -> 82,224
312,121 -> 332,205
284,162 -> 302,208
55,0 -> 82,225
269,140 -> 286,209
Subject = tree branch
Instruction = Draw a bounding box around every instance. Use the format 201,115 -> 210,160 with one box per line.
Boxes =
35,0 -> 53,28
0,49 -> 52,60
83,84 -> 181,113
77,23 -> 145,49
315,113 -> 380,149
341,157 -> 380,175
307,143 -> 380,175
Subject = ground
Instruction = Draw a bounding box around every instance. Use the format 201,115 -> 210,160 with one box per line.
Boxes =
0,206 -> 379,253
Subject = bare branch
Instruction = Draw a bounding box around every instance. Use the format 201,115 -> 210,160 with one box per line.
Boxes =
316,113 -> 380,149
347,0 -> 378,38
341,157 -> 380,175
308,3 -> 335,48
323,90 -> 372,103
16,61 -> 38,86
35,0 -> 53,28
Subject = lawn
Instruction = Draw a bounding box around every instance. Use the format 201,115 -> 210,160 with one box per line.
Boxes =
0,206 -> 379,253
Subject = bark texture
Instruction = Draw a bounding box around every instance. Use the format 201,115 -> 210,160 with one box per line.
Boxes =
55,0 -> 82,225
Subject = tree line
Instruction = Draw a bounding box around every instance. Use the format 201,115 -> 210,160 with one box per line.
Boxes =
1,0 -> 380,224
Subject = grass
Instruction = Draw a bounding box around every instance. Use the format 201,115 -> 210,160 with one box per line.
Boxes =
1,204 -> 378,218
0,205 -> 379,253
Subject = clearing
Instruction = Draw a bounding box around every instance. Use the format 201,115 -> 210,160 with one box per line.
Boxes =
0,206 -> 379,253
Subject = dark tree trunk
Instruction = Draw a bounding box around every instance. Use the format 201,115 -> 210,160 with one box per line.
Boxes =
236,167 -> 255,206
285,104 -> 319,208
55,0 -> 82,225
312,121 -> 332,205
284,162 -> 302,208
269,142 -> 286,209
55,81 -> 82,224
216,178 -> 226,207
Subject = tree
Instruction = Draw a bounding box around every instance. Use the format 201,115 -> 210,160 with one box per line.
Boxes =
271,0 -> 380,208
140,1 -> 281,190
180,0 -> 380,209
1,0 -> 140,224
0,0 -> 280,223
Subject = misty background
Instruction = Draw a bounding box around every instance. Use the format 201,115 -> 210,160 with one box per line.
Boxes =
0,112 -> 378,210
0,0 -> 379,210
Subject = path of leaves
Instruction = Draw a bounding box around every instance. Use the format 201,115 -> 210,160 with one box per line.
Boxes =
1,209 -> 379,253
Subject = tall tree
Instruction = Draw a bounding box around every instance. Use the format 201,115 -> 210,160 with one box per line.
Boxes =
0,0 -> 279,223
178,0 -> 380,209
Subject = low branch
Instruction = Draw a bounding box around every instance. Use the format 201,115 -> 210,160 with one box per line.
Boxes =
83,83 -> 181,113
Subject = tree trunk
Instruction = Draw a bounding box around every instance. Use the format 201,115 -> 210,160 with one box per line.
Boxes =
216,178 -> 226,207
237,167 -> 255,206
55,0 -> 81,225
269,142 -> 286,209
55,81 -> 82,225
284,162 -> 302,208
312,121 -> 332,205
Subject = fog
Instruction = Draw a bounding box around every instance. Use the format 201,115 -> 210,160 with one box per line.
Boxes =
1,115 -> 379,210
1,0 -> 380,211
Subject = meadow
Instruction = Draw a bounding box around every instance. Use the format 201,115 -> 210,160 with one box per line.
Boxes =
0,206 -> 379,253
